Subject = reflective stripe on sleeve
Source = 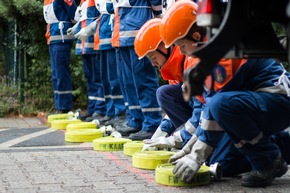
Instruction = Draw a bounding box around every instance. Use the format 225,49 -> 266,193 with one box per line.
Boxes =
200,118 -> 223,131
184,120 -> 196,134
119,30 -> 139,38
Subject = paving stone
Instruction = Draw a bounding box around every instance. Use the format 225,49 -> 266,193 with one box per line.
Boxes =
1,118 -> 290,193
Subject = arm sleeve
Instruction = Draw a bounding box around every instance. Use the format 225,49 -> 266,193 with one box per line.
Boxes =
149,0 -> 162,16
195,96 -> 224,148
159,117 -> 176,135
179,97 -> 203,146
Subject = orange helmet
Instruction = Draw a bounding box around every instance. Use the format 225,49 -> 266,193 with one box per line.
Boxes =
160,0 -> 198,48
134,18 -> 162,59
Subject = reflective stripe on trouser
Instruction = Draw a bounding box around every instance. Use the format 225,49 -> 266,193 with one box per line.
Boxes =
49,43 -> 73,110
82,54 -> 104,114
100,49 -> 126,117
118,46 -> 162,132
92,53 -> 106,116
156,84 -> 192,128
115,48 -> 131,123
210,91 -> 290,170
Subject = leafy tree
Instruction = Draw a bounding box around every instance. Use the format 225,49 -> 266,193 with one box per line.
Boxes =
0,0 -> 86,116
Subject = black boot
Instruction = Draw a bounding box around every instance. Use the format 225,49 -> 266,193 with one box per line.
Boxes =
85,113 -> 104,122
241,154 -> 288,187
115,122 -> 140,136
105,112 -> 126,126
129,131 -> 154,140
79,112 -> 93,121
98,116 -> 113,125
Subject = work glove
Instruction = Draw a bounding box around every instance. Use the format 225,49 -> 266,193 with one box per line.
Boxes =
142,129 -> 183,151
74,20 -> 97,40
142,136 -> 175,151
172,139 -> 213,183
67,22 -> 79,36
168,134 -> 198,163
150,127 -> 169,139
100,125 -> 122,138
150,115 -> 172,139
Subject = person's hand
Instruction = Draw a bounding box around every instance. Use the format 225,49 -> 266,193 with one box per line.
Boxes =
172,154 -> 201,183
172,139 -> 213,183
67,27 -> 74,35
150,128 -> 168,139
74,28 -> 91,40
150,116 -> 172,139
74,20 -> 96,40
142,136 -> 175,151
66,22 -> 79,35
168,134 -> 197,163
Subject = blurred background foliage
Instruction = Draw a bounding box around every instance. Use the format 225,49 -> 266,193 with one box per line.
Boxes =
0,0 -> 88,117
0,0 -> 165,117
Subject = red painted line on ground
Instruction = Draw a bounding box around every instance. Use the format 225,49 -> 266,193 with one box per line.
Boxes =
100,151 -> 156,183
100,151 -> 178,191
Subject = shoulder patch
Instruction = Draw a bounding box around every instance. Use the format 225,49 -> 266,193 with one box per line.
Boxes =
213,64 -> 226,83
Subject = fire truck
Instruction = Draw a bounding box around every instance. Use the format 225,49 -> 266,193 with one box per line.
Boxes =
183,0 -> 289,98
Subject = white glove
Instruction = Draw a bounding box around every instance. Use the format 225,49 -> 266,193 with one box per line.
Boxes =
67,22 -> 79,35
90,119 -> 100,127
142,136 -> 175,151
168,134 -> 198,163
74,20 -> 97,40
150,126 -> 169,139
67,111 -> 75,119
142,129 -> 183,151
172,140 -> 213,183
99,125 -> 122,138
151,115 -> 173,139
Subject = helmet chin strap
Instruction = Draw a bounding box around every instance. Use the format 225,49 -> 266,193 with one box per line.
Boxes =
156,47 -> 172,60
185,35 -> 199,43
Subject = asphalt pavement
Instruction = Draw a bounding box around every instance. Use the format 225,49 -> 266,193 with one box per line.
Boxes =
0,117 -> 290,193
